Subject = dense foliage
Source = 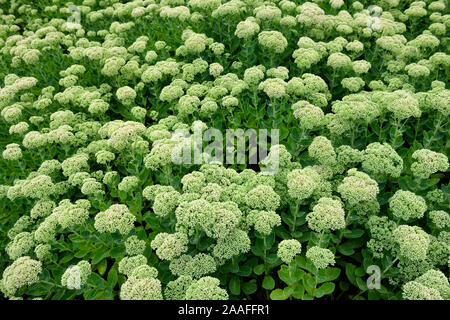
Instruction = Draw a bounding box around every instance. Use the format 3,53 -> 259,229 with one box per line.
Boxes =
0,0 -> 449,300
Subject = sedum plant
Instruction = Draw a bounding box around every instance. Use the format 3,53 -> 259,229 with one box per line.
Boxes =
0,0 -> 449,301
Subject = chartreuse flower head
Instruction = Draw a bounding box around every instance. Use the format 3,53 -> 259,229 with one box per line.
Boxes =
258,31 -> 288,54
2,143 -> 22,161
235,18 -> 260,39
389,190 -> 427,222
247,210 -> 281,235
258,78 -> 288,99
411,149 -> 448,180
246,185 -> 280,211
94,204 -> 136,235
287,168 -> 321,202
362,142 -> 403,178
169,253 -> 217,279
292,101 -> 324,130
428,211 -> 450,230
165,276 -> 194,300
402,281 -> 443,300
6,232 -> 34,260
307,197 -> 346,233
125,236 -> 146,256
306,246 -> 335,270
120,277 -> 163,300
131,265 -> 158,280
1,256 -> 42,297
277,240 -> 302,264
403,269 -> 450,300
61,260 -> 91,290
150,232 -> 188,261
393,225 -> 430,261
308,136 -> 336,166
184,276 -> 228,300
118,255 -> 147,277
212,229 -> 251,261
338,169 -> 379,206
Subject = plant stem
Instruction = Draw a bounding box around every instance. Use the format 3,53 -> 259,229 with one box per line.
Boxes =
40,280 -> 63,288
424,114 -> 443,149
291,201 -> 299,235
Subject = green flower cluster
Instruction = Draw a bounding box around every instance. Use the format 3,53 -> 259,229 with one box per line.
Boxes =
403,270 -> 450,300
277,240 -> 302,264
61,261 -> 91,290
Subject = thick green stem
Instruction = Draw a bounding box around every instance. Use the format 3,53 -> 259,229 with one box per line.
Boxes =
424,114 -> 443,149
291,202 -> 299,235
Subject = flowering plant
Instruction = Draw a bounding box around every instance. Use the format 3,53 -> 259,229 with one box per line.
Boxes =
0,0 -> 448,301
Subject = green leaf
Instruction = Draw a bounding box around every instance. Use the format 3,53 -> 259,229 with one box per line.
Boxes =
337,242 -> 355,256
110,246 -> 125,259
339,280 -> 350,292
292,284 -> 304,299
242,280 -> 257,295
262,275 -> 275,290
103,286 -> 114,300
303,273 -> 315,295
142,212 -> 161,230
84,289 -> 98,300
296,256 -> 317,273
294,256 -> 308,269
51,289 -> 67,300
355,267 -> 365,277
356,277 -> 367,291
342,229 -> 365,239
275,227 -> 292,240
392,135 -> 404,149
229,277 -> 240,296
264,233 -> 275,248
59,254 -> 74,264
266,253 -> 279,265
278,265 -> 304,286
315,282 -> 335,298
68,233 -> 85,244
27,283 -> 54,296
92,249 -> 110,265
281,212 -> 295,229
251,239 -> 265,257
74,249 -> 89,258
317,267 -> 341,284
253,264 -> 265,275
368,290 -> 380,300
283,286 -> 294,297
270,289 -> 287,300
280,126 -> 290,141
107,267 -> 118,287
237,265 -> 252,277
89,272 -> 106,288
362,249 -> 375,271
97,259 -> 107,276
346,264 -> 357,286
425,177 -> 440,189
